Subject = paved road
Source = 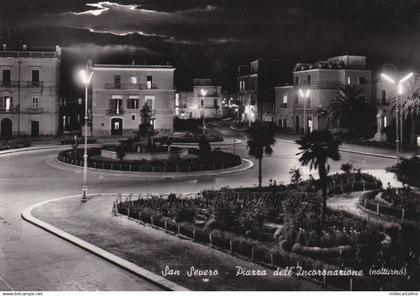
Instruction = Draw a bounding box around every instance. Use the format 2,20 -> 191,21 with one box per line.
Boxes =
0,128 -> 398,291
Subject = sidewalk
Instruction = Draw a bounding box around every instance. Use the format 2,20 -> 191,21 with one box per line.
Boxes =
275,134 -> 414,159
27,194 -> 324,291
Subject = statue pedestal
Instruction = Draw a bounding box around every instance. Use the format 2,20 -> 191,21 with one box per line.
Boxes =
374,109 -> 387,142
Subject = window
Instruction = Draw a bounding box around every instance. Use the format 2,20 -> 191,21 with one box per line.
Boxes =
131,114 -> 136,121
384,116 -> 387,128
130,76 -> 137,84
114,75 -> 121,88
307,75 -> 311,85
201,100 -> 204,108
32,96 -> 39,108
32,70 -> 40,87
213,99 -> 218,108
145,95 -> 155,110
295,95 -> 299,104
347,77 -> 351,85
0,96 -> 13,111
381,90 -> 387,105
358,77 -> 367,85
282,95 -> 288,108
2,70 -> 11,87
307,96 -> 311,107
147,76 -> 153,89
127,96 -> 139,109
294,76 -> 299,85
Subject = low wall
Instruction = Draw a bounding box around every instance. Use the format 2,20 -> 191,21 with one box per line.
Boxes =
101,148 -> 188,161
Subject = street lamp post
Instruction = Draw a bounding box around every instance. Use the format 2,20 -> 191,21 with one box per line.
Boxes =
298,88 -> 311,134
79,60 -> 93,202
200,89 -> 208,135
380,72 -> 413,159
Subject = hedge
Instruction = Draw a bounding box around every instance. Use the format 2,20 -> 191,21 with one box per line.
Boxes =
58,148 -> 242,172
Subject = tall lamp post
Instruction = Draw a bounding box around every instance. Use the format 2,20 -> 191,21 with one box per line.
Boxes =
380,72 -> 413,159
298,88 -> 311,134
200,89 -> 208,135
79,60 -> 93,202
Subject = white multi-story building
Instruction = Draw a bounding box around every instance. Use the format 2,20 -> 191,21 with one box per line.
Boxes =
91,64 -> 176,136
0,45 -> 61,138
176,79 -> 223,119
275,55 -> 372,133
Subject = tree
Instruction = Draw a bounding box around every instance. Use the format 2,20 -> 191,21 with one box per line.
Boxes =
246,121 -> 276,189
198,135 -> 212,161
296,130 -> 341,228
289,167 -> 302,185
394,83 -> 420,146
386,156 -> 420,188
328,84 -> 376,137
340,161 -> 353,175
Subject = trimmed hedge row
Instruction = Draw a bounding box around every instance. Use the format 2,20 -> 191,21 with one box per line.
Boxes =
58,148 -> 242,172
359,190 -> 419,221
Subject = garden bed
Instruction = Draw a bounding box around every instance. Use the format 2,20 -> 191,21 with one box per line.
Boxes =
114,174 -> 405,290
0,138 -> 31,151
358,188 -> 420,221
57,147 -> 241,172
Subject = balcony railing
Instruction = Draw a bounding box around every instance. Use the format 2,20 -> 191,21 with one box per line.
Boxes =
104,83 -> 157,90
0,107 -> 19,114
296,81 -> 344,89
0,81 -> 44,88
25,107 -> 44,113
106,109 -> 124,115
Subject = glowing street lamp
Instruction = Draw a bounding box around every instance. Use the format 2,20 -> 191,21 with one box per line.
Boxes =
79,60 -> 93,202
298,88 -> 311,134
200,89 -> 208,135
380,72 -> 413,159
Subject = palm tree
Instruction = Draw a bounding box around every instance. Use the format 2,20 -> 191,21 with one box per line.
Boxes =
246,121 -> 276,189
296,130 -> 341,228
392,82 -> 420,146
328,84 -> 375,137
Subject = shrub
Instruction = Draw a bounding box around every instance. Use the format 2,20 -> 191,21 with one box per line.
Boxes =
175,208 -> 195,223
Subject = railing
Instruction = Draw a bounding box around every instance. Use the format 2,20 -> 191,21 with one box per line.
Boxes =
104,83 -> 158,90
0,81 -> 44,88
24,107 -> 44,114
0,107 -> 19,114
106,109 -> 124,115
295,81 -> 344,89
0,51 -> 58,58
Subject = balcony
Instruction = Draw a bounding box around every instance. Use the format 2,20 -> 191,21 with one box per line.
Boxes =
104,83 -> 157,90
0,81 -> 44,88
0,107 -> 19,114
25,107 -> 44,114
106,109 -> 124,115
296,81 -> 344,89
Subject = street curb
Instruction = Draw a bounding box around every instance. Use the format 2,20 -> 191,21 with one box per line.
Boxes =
277,139 -> 397,159
52,157 -> 254,179
21,194 -> 189,291
0,145 -> 65,156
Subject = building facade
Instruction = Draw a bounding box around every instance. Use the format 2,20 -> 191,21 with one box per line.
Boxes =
176,79 -> 223,119
91,64 -> 175,136
0,45 -> 61,139
237,59 -> 283,123
275,55 -> 372,134
373,68 -> 420,141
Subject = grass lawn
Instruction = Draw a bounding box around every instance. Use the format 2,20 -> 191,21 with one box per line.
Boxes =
32,195 -> 326,291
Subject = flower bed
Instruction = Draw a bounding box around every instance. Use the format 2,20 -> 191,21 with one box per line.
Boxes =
57,147 -> 241,172
358,188 -> 420,221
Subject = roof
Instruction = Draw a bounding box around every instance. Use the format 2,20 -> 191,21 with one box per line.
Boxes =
93,64 -> 174,70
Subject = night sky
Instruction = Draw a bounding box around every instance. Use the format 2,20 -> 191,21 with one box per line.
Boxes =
0,0 -> 419,96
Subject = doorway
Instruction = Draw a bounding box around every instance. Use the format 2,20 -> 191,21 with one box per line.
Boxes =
31,121 -> 39,137
111,118 -> 123,135
0,118 -> 12,139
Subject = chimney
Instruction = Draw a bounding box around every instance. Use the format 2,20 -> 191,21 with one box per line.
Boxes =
22,44 -> 27,51
2,44 -> 6,50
